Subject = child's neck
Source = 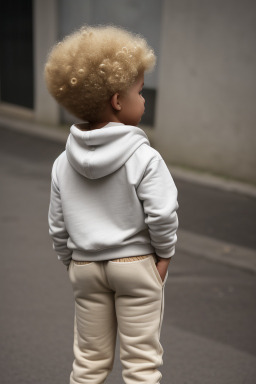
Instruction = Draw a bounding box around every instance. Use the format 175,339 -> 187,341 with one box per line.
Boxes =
88,122 -> 110,130
77,116 -> 125,131
76,122 -> 110,131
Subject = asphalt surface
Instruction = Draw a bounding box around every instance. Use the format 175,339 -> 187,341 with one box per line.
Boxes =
0,126 -> 256,383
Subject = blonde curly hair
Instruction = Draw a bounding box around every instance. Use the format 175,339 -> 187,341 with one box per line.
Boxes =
44,25 -> 156,122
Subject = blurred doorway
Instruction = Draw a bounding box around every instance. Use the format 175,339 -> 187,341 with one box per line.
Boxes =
0,0 -> 34,109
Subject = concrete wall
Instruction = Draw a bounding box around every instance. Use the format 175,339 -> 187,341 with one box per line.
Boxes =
156,0 -> 256,183
58,0 -> 162,89
34,0 -> 59,124
57,0 -> 162,124
5,0 -> 255,183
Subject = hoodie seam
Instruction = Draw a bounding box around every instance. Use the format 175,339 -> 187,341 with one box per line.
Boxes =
52,157 -> 61,190
135,157 -> 163,191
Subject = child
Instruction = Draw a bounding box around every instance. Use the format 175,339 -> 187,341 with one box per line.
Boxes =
45,25 -> 178,384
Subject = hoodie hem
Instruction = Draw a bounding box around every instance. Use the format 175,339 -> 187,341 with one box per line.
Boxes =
72,244 -> 155,262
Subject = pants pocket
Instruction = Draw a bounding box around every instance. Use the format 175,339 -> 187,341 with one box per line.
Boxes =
149,256 -> 168,287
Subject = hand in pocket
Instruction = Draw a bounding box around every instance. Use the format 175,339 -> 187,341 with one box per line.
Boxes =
156,256 -> 171,282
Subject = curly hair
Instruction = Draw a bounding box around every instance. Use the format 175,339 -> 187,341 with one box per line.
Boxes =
44,25 -> 156,122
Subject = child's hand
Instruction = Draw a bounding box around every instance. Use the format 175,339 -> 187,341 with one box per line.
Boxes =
156,256 -> 171,282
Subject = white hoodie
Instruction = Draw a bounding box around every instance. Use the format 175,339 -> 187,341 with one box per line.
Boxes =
48,122 -> 178,266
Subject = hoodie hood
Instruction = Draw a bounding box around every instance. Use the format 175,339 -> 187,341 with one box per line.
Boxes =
66,122 -> 150,179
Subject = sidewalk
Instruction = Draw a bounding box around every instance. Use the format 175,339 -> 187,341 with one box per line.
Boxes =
1,113 -> 256,273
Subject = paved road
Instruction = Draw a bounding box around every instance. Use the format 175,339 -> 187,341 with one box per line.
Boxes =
0,126 -> 256,383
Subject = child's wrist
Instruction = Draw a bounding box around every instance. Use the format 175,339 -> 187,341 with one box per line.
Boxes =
156,256 -> 171,264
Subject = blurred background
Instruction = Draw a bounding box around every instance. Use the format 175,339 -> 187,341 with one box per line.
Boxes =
0,0 -> 256,183
0,1 -> 256,384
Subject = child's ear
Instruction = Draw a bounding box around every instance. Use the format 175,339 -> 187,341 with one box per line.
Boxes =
111,93 -> 122,111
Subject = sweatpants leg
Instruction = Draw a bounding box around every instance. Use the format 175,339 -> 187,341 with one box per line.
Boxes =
106,255 -> 165,384
68,260 -> 117,384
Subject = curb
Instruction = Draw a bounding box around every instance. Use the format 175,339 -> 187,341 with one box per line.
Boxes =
169,166 -> 256,198
0,114 -> 69,143
177,230 -> 256,274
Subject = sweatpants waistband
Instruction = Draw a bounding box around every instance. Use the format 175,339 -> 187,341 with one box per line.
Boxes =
73,254 -> 152,265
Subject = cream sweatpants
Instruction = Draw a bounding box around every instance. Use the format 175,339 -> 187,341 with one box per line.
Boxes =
68,254 -> 167,384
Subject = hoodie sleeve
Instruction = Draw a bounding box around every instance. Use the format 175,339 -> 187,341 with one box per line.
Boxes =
137,158 -> 179,258
48,160 -> 72,266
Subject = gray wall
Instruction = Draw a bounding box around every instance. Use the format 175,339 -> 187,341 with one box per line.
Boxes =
156,0 -> 256,183
34,0 -> 59,124
57,0 -> 162,124
58,0 -> 162,89
25,0 -> 256,183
